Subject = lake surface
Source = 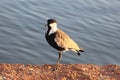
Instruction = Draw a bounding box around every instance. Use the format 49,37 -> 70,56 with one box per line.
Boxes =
0,0 -> 120,65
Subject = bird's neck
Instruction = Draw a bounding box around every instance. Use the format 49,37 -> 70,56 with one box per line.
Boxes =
48,27 -> 57,35
47,23 -> 58,35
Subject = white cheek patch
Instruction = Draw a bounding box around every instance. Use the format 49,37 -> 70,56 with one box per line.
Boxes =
48,23 -> 57,35
49,23 -> 57,28
48,28 -> 57,35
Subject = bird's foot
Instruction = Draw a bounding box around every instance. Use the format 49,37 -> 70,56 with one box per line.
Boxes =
51,64 -> 60,71
52,67 -> 58,71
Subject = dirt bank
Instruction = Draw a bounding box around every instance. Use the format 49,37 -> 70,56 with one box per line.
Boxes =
0,64 -> 120,80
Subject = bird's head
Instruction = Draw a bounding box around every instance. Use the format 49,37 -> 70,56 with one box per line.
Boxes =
45,19 -> 58,35
45,19 -> 57,30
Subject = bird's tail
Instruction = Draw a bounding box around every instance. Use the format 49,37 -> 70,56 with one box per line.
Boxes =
77,48 -> 84,56
69,48 -> 84,56
79,48 -> 84,52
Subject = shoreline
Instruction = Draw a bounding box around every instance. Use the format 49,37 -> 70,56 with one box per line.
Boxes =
0,64 -> 120,80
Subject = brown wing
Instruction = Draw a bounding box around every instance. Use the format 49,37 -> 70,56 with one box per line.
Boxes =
54,29 -> 80,51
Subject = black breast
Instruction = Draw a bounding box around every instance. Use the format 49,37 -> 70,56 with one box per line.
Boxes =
45,32 -> 65,51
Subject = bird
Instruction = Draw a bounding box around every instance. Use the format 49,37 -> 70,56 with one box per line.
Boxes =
45,19 -> 84,64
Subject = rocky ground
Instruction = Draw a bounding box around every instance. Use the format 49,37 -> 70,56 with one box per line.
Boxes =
0,64 -> 120,80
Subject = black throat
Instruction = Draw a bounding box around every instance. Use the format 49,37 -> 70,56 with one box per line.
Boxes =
45,30 -> 65,51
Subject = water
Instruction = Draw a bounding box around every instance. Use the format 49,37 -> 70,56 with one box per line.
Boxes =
0,0 -> 120,65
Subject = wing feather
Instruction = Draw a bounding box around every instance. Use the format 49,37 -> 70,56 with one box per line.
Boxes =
54,29 -> 80,50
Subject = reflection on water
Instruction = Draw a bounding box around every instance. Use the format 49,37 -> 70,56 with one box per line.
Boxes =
0,0 -> 120,64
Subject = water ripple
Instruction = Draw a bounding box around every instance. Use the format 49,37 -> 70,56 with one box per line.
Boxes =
0,0 -> 120,64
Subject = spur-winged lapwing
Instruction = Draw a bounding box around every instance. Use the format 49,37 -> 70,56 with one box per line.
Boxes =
45,19 -> 84,64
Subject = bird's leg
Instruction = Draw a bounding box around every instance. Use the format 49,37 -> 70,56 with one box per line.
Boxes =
52,51 -> 63,71
57,51 -> 62,64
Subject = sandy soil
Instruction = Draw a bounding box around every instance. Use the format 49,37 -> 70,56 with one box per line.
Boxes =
0,64 -> 120,80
